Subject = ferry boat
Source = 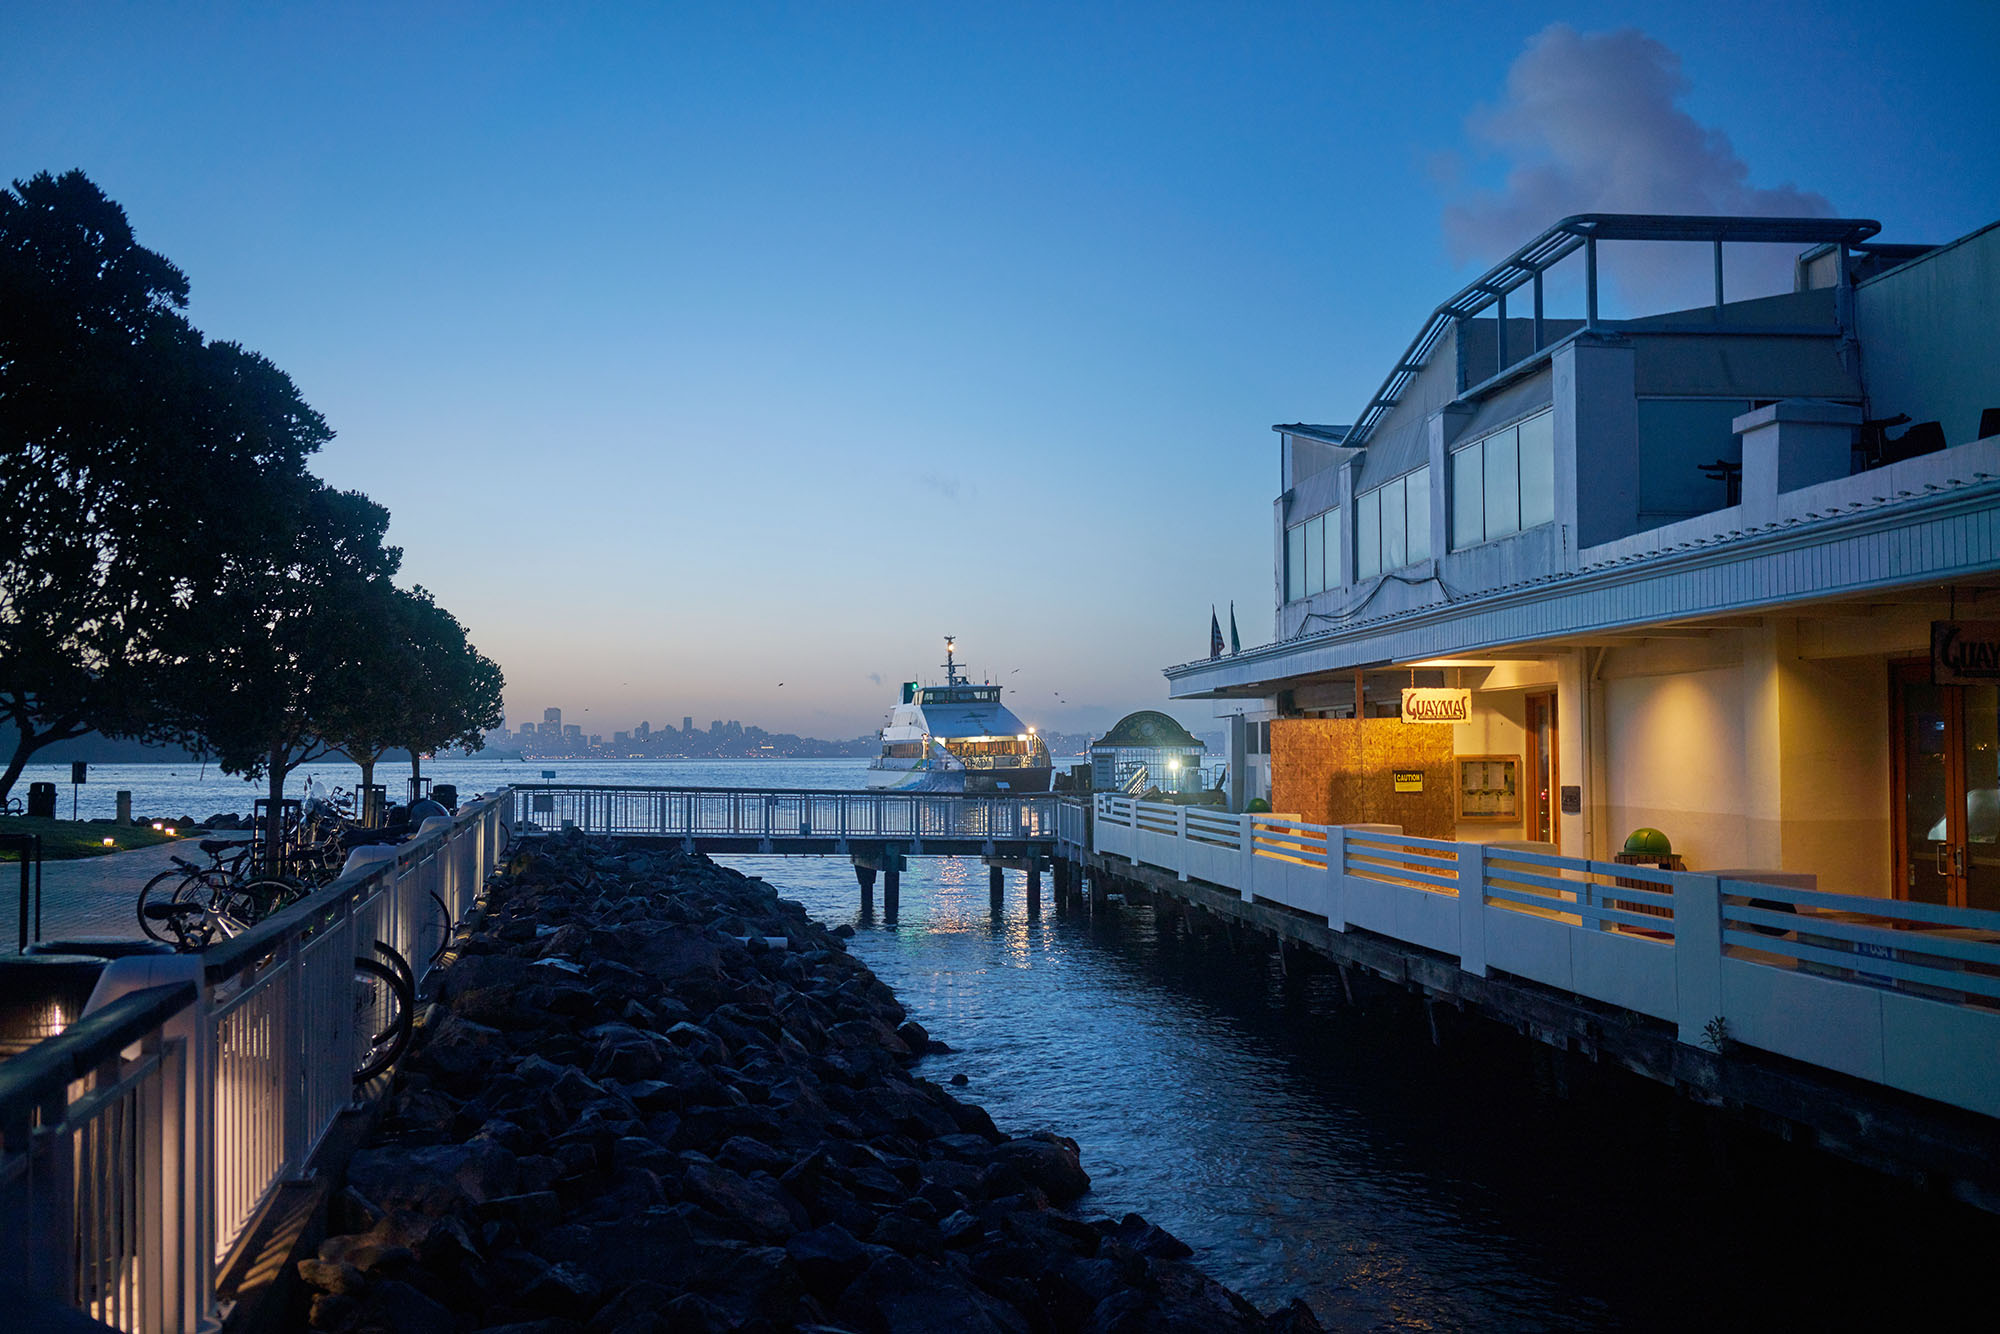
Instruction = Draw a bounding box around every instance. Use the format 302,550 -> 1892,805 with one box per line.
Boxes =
866,637 -> 1053,792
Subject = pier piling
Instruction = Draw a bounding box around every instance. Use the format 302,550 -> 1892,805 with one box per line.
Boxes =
883,869 -> 900,922
989,864 -> 1005,916
855,864 -> 876,913
1027,863 -> 1041,919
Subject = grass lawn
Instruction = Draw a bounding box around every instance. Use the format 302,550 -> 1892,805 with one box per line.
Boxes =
0,816 -> 195,860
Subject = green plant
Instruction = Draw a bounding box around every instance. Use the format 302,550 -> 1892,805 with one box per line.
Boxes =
1701,1015 -> 1731,1053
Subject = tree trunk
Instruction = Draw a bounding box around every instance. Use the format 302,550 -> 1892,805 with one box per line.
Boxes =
0,711 -> 88,806
266,745 -> 288,877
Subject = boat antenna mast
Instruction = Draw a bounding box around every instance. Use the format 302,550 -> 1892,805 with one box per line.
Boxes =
942,635 -> 964,687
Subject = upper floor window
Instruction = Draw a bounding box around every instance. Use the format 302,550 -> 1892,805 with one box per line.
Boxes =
1453,409 -> 1554,549
1284,507 -> 1337,601
1354,466 -> 1431,580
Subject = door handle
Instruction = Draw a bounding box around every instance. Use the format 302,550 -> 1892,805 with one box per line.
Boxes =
1936,841 -> 1951,876
1956,845 -> 1968,877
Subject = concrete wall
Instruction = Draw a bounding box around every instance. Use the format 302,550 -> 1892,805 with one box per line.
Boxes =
1858,220 -> 2000,446
1598,624 -> 1892,894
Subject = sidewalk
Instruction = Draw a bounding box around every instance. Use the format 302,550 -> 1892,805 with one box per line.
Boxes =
7,836 -> 247,948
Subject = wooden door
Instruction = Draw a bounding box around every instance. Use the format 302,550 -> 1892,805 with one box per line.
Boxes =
1525,693 -> 1559,845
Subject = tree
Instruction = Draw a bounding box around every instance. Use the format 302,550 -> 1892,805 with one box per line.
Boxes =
0,170 -> 328,800
317,583 -> 505,804
167,480 -> 402,859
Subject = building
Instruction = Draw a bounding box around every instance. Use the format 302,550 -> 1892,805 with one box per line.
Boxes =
1090,711 -> 1208,794
1167,213 -> 2000,907
684,716 -> 694,735
544,707 -> 561,727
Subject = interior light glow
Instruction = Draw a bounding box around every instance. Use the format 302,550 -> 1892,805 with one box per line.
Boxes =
102,837 -> 116,846
151,821 -> 164,830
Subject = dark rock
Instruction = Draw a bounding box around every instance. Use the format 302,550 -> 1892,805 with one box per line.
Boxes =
347,1140 -> 520,1216
519,1261 -> 602,1317
681,1161 -> 800,1241
295,1257 -> 367,1296
983,1134 -> 1090,1203
784,1222 -> 875,1298
834,1251 -> 1031,1334
949,1073 -> 969,1086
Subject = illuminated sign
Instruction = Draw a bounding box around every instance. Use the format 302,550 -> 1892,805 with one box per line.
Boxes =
1400,687 -> 1471,723
1932,621 -> 2000,684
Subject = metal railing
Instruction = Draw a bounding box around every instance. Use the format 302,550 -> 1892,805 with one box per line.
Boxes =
0,790 -> 513,1333
1088,794 -> 2000,1121
509,783 -> 1060,842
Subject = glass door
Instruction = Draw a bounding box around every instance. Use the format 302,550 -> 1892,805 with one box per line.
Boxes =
1961,685 -> 2000,911
1897,670 -> 1954,905
1893,665 -> 2000,909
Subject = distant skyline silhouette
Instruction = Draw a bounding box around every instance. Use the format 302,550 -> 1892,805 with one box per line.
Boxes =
6,3 -> 1995,737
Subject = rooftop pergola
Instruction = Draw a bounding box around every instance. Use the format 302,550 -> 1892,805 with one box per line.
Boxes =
1343,213 -> 1886,450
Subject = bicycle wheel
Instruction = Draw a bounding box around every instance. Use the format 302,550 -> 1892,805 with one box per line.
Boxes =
426,891 -> 455,965
137,869 -> 214,944
373,939 -> 415,999
352,955 -> 414,1084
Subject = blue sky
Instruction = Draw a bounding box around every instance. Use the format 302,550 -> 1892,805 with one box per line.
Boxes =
6,2 -> 1997,739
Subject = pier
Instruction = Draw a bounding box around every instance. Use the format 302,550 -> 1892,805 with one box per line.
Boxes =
508,783 -> 1060,919
7,780 -> 2000,1332
1058,794 -> 2000,1210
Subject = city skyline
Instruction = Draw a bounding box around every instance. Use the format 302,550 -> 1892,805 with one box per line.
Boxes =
6,4 -> 1996,736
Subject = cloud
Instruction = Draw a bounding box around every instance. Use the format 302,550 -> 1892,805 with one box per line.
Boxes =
917,472 -> 961,501
867,672 -> 882,686
1442,24 -> 1833,308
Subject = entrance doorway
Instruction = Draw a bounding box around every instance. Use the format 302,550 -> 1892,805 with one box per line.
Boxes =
1525,693 -> 1559,846
1893,663 -> 2000,910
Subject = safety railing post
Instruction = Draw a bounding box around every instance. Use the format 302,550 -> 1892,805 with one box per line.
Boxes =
1457,841 -> 1487,975
1326,825 -> 1349,932
1674,874 -> 1725,1047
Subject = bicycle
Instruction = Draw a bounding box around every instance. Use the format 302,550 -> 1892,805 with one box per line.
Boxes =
136,840 -> 304,946
140,892 -> 414,1085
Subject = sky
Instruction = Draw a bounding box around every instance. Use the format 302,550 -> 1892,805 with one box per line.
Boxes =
5,2 -> 1997,741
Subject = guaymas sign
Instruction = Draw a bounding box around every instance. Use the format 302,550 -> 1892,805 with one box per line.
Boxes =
1933,621 -> 2000,684
1401,688 -> 1471,723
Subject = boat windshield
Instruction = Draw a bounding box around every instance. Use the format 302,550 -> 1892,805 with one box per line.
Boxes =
918,686 -> 1000,705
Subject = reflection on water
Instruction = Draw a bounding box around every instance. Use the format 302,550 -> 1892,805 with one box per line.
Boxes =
45,758 -> 1997,1328
732,849 -> 1999,1332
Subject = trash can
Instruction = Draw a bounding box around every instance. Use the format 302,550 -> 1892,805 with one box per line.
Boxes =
431,783 -> 458,811
26,782 -> 56,818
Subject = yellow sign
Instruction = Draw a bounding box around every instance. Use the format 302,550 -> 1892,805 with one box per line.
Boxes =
1393,770 -> 1423,793
1401,687 -> 1471,723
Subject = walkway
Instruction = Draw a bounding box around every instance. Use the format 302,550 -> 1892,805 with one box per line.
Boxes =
8,836 -> 246,947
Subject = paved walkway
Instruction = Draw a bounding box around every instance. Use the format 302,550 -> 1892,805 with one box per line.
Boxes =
8,836 -> 248,949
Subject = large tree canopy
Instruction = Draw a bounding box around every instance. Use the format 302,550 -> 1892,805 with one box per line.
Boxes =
0,170 -> 503,830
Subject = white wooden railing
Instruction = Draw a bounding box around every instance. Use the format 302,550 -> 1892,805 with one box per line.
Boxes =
1081,795 -> 2000,1120
0,790 -> 513,1333
510,784 -> 1060,842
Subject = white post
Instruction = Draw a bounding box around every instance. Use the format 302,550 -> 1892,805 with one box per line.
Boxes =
1674,874 -> 1725,1047
1176,805 -> 1189,881
1327,826 -> 1350,932
1457,841 -> 1487,976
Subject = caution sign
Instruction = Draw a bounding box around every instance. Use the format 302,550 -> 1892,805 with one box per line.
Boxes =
1393,770 -> 1424,793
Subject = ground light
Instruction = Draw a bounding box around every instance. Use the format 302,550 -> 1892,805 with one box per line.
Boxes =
101,837 -> 115,846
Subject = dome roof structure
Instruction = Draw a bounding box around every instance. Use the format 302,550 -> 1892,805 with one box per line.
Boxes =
1092,711 -> 1205,751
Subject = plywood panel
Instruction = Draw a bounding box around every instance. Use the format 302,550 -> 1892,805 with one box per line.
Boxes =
1271,718 -> 1456,837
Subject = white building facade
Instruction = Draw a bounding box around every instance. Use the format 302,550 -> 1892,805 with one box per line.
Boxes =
1173,214 -> 2000,908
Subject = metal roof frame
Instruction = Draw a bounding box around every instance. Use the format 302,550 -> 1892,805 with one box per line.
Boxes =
1343,213 -> 1883,449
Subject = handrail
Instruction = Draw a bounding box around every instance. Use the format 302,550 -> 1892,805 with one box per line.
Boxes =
0,982 -> 196,1134
505,781 -> 1052,799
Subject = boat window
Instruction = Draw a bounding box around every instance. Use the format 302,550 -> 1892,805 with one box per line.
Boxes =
946,738 -> 1027,756
881,742 -> 924,759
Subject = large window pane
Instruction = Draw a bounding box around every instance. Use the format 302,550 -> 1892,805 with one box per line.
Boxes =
1380,477 -> 1406,569
1326,505 -> 1341,586
1518,411 -> 1555,530
1304,513 -> 1325,595
1406,466 -> 1431,563
1286,523 -> 1304,601
1356,490 -> 1380,580
1452,444 -> 1483,548
1484,426 -> 1520,538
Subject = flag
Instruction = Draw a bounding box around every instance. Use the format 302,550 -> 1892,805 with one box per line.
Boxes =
1209,607 -> 1224,659
1229,601 -> 1241,655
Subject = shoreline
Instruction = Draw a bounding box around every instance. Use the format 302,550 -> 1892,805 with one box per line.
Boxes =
299,833 -> 1321,1332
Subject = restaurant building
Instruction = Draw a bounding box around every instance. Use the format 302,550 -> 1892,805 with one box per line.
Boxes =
1173,214 -> 2000,907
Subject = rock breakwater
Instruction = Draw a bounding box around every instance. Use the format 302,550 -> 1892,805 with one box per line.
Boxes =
302,835 -> 1321,1333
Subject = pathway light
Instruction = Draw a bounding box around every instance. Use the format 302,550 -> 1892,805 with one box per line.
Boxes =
101,837 -> 115,846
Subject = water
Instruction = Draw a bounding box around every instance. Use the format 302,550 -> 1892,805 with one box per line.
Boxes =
31,757 -> 1995,1327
